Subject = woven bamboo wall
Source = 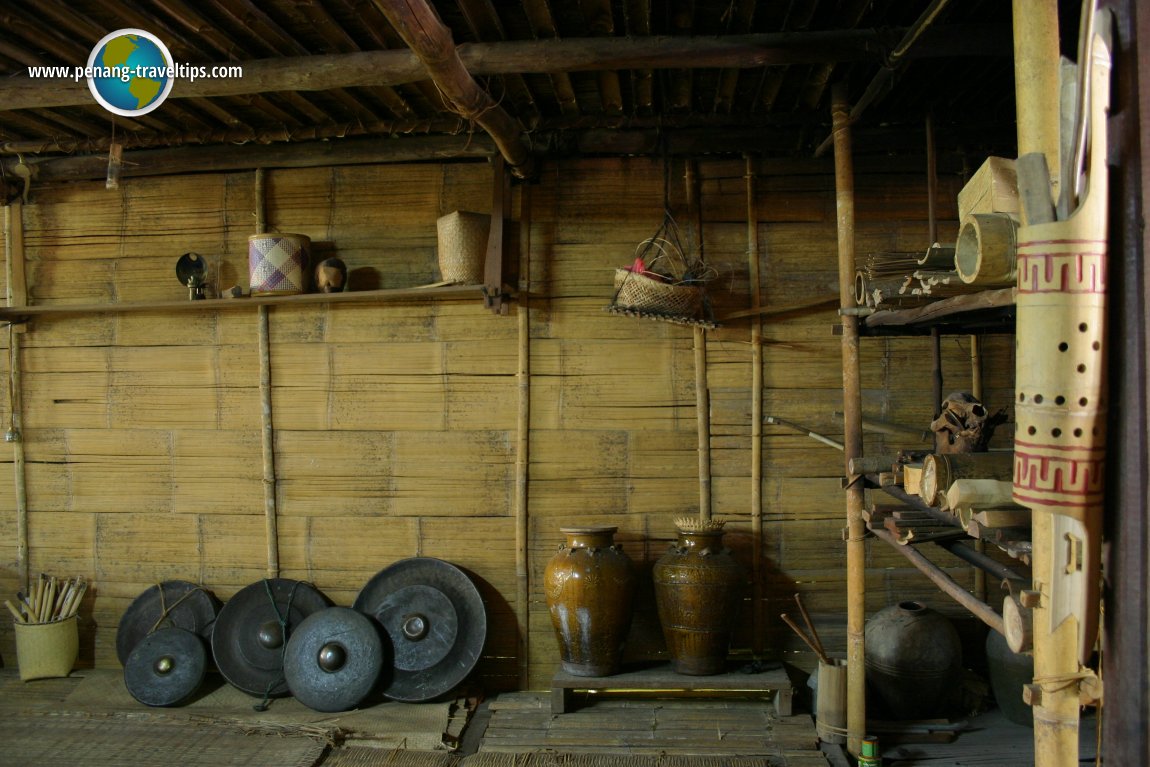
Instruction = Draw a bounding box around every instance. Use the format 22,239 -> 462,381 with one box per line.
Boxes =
0,155 -> 1015,691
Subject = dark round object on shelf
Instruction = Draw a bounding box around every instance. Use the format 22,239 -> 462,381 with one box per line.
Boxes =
284,606 -> 385,712
211,578 -> 329,698
353,557 -> 486,702
124,627 -> 207,707
116,580 -> 220,667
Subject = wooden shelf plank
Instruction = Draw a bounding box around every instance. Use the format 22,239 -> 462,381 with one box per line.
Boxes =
860,287 -> 1016,335
0,284 -> 489,319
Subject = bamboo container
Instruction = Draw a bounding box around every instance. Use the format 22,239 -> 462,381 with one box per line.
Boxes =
954,213 -> 1020,286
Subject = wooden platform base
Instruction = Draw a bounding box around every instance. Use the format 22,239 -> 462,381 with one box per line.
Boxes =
550,662 -> 793,717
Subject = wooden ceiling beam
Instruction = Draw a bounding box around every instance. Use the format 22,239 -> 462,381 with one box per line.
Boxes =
0,26 -> 1009,112
4,134 -> 496,182
370,0 -> 533,177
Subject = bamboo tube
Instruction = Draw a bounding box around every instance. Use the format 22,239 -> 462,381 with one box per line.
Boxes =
745,154 -> 764,654
685,160 -> 711,521
515,183 -> 531,689
1012,0 -> 1063,212
831,82 -> 866,757
1013,6 -> 1106,765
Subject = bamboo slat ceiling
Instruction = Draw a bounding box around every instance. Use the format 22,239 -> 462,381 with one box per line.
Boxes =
0,0 -> 1062,174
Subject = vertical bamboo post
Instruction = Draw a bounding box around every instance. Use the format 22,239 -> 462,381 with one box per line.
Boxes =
1013,5 -> 1084,765
1012,0 -> 1063,204
515,184 -> 531,689
254,168 -> 280,578
4,203 -> 28,591
970,335 -> 989,607
685,159 -> 711,521
832,82 -> 867,757
745,154 -> 765,654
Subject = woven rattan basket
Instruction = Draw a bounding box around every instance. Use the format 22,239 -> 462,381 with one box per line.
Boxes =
613,268 -> 703,317
15,616 -> 78,681
437,211 -> 490,284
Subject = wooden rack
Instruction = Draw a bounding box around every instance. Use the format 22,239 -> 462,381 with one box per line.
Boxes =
0,284 -> 495,321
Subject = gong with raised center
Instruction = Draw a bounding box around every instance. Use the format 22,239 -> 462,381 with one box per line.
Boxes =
211,578 -> 329,698
116,580 -> 220,667
353,557 -> 486,703
284,606 -> 386,713
124,627 -> 208,707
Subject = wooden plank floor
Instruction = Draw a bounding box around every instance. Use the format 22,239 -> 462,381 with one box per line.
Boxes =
475,691 -> 828,766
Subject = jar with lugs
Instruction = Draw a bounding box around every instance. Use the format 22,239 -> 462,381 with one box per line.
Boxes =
544,526 -> 635,677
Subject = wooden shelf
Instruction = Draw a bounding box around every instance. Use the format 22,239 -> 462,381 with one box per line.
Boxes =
867,477 -> 1032,572
860,287 -> 1016,336
0,284 -> 492,320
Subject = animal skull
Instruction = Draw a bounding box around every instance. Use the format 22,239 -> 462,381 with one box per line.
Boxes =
930,391 -> 990,453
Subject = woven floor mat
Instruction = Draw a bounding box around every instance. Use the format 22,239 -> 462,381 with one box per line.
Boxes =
321,747 -> 462,767
458,755 -> 786,767
0,711 -> 327,767
53,669 -> 458,750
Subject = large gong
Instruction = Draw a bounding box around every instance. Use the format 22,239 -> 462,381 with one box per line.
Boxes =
353,557 -> 486,702
284,606 -> 386,713
116,580 -> 220,666
124,627 -> 207,707
212,578 -> 329,698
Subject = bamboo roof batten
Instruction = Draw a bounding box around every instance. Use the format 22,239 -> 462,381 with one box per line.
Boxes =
371,0 -> 533,178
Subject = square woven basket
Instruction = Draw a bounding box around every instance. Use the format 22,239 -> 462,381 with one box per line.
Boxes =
15,616 -> 78,681
437,211 -> 490,284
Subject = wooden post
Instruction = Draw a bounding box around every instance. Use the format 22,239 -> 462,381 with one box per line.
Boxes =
970,334 -> 987,602
4,203 -> 28,591
832,82 -> 867,757
745,154 -> 765,654
685,159 -> 711,521
515,184 -> 531,689
254,168 -> 280,578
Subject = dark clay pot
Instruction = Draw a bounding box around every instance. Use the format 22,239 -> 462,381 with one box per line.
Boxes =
865,600 -> 963,720
652,524 -> 743,675
986,628 -> 1034,726
544,526 -> 635,677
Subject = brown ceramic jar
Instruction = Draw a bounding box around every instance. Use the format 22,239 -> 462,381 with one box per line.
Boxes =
653,518 -> 743,675
544,526 -> 635,677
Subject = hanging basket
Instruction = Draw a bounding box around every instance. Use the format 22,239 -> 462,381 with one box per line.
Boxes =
612,268 -> 704,317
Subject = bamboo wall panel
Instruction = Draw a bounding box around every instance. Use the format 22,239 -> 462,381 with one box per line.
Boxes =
0,155 -> 1013,690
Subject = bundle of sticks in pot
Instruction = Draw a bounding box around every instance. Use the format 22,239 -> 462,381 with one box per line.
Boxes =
6,574 -> 87,624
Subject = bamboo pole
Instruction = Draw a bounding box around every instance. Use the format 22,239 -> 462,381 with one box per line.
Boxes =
871,527 -> 1005,635
685,159 -> 712,521
1012,0 -> 1063,207
970,335 -> 989,607
515,184 -> 531,689
1013,5 -> 1092,764
831,82 -> 867,757
4,202 -> 28,591
254,168 -> 280,579
745,154 -> 764,654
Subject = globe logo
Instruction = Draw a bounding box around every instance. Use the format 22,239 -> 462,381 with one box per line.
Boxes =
86,29 -> 174,117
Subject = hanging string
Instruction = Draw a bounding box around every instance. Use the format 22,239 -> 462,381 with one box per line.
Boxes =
146,583 -> 207,635
253,578 -> 300,712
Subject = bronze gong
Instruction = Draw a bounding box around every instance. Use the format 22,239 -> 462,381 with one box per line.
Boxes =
284,606 -> 386,712
124,627 -> 208,707
353,557 -> 486,703
116,580 -> 220,667
211,578 -> 329,698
